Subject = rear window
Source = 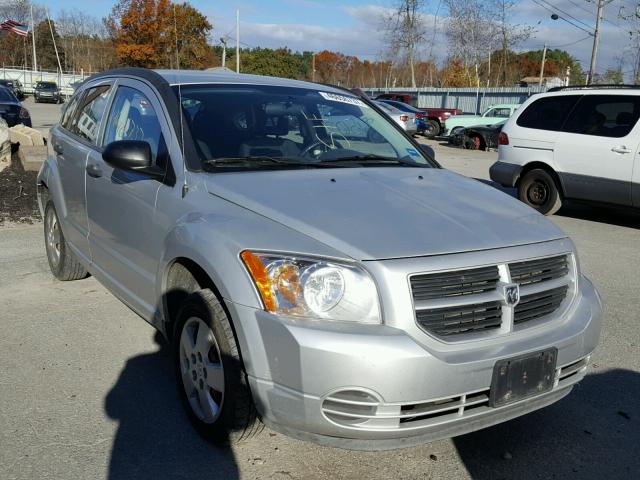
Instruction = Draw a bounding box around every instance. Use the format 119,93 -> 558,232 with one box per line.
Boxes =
562,95 -> 640,138
516,95 -> 581,131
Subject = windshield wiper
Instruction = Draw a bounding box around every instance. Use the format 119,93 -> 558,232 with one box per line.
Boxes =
202,156 -> 342,169
319,154 -> 424,167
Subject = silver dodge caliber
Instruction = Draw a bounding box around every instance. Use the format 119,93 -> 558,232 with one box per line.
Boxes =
38,68 -> 602,449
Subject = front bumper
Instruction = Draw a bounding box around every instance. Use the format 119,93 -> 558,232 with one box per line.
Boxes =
229,275 -> 602,449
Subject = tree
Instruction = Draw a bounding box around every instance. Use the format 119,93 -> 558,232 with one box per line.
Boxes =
106,0 -> 212,68
35,19 -> 65,71
237,48 -> 310,79
383,0 -> 428,88
490,0 -> 533,86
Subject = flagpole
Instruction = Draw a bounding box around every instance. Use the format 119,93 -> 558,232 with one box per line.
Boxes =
45,7 -> 62,75
30,4 -> 37,71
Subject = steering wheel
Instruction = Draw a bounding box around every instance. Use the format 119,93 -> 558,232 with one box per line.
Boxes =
300,140 -> 343,159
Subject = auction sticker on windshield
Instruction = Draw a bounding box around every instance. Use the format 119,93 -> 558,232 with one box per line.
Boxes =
319,91 -> 368,108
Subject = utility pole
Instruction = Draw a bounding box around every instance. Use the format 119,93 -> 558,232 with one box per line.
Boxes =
235,10 -> 240,74
587,0 -> 607,85
311,53 -> 315,82
220,37 -> 227,68
539,44 -> 547,87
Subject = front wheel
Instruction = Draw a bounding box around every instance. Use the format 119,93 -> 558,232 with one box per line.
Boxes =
174,289 -> 263,445
518,169 -> 563,215
423,120 -> 440,138
44,202 -> 88,280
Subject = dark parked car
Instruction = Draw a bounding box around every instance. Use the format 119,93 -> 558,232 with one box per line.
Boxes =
450,121 -> 506,151
34,81 -> 63,104
0,86 -> 31,127
0,79 -> 25,99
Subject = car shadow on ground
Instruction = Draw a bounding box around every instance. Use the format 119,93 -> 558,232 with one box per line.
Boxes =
454,369 -> 640,479
475,178 -> 640,229
104,331 -> 240,480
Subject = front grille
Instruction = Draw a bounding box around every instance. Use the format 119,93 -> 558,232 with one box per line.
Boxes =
514,286 -> 568,324
411,254 -> 573,339
410,266 -> 499,300
416,301 -> 502,336
509,255 -> 569,286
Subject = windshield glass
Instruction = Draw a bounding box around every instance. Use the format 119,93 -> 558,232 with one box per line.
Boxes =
37,82 -> 57,90
174,84 -> 434,170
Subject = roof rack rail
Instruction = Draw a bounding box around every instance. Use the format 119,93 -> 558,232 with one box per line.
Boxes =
547,84 -> 640,92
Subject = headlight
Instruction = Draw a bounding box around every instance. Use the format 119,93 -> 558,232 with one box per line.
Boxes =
240,251 -> 381,324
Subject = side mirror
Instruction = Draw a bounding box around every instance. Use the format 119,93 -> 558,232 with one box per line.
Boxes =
102,140 -> 152,171
419,144 -> 435,160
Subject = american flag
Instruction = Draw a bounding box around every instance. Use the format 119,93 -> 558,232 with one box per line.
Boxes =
1,20 -> 29,37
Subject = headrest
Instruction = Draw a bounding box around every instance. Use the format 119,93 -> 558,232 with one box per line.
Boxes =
616,111 -> 633,125
264,116 -> 289,136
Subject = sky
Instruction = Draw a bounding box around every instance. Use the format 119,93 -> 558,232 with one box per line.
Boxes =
49,0 -> 639,76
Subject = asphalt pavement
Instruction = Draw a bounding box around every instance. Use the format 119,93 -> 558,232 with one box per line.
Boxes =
0,103 -> 638,479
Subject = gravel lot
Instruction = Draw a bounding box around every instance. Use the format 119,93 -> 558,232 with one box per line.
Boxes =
1,102 -> 639,480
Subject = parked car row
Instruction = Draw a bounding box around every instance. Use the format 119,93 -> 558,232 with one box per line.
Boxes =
0,85 -> 31,127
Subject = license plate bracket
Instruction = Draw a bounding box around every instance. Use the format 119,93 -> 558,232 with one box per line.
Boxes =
489,348 -> 557,407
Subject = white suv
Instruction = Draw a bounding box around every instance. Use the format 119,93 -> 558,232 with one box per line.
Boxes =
490,86 -> 640,214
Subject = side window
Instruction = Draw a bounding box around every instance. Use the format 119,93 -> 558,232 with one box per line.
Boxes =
562,95 -> 640,138
103,86 -> 165,166
60,91 -> 84,130
516,95 -> 581,131
69,85 -> 111,144
492,108 -> 511,118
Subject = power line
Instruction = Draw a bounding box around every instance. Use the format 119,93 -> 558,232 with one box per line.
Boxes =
530,0 -> 595,35
537,0 -> 594,29
548,35 -> 593,47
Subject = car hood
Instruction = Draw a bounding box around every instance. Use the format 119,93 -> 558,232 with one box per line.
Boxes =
204,168 -> 565,260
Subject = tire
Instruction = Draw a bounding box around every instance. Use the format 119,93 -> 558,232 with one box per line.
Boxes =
518,168 -> 563,215
423,120 -> 440,138
174,289 -> 263,446
44,202 -> 88,281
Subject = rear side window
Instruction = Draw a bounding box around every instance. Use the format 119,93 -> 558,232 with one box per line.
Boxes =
69,85 -> 111,144
516,95 -> 581,131
60,92 -> 83,130
562,95 -> 640,138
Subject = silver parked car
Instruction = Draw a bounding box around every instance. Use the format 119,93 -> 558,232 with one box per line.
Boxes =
375,100 -> 418,134
38,68 -> 602,450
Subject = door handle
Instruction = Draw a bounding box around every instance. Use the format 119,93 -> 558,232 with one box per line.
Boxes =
611,146 -> 632,154
52,143 -> 63,154
86,163 -> 103,178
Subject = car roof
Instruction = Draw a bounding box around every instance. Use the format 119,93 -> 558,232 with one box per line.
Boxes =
487,103 -> 520,108
154,69 -> 349,95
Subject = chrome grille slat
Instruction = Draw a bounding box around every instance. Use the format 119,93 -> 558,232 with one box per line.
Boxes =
514,286 -> 568,324
416,301 -> 502,336
410,266 -> 499,301
509,255 -> 569,286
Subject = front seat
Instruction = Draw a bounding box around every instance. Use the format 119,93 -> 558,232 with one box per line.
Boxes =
238,115 -> 299,158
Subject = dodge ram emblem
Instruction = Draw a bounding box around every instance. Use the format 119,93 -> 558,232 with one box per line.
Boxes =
504,284 -> 520,306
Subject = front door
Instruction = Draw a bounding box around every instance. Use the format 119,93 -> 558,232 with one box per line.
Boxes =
85,79 -> 174,319
553,94 -> 640,206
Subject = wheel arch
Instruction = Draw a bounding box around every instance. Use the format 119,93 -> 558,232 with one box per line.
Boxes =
517,161 -> 565,197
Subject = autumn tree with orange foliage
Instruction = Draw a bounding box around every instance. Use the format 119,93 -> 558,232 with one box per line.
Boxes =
106,0 -> 212,69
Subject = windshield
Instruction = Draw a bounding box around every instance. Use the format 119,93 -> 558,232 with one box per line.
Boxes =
37,82 -> 57,90
175,84 -> 434,171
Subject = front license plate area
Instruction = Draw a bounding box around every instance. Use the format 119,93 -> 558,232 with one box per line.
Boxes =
489,348 -> 557,407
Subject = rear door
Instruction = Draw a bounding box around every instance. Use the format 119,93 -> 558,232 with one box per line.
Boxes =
51,82 -> 113,262
553,94 -> 640,206
86,79 -> 174,319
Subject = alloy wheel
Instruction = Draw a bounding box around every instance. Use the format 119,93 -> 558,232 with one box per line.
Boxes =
45,207 -> 61,267
179,317 -> 225,424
